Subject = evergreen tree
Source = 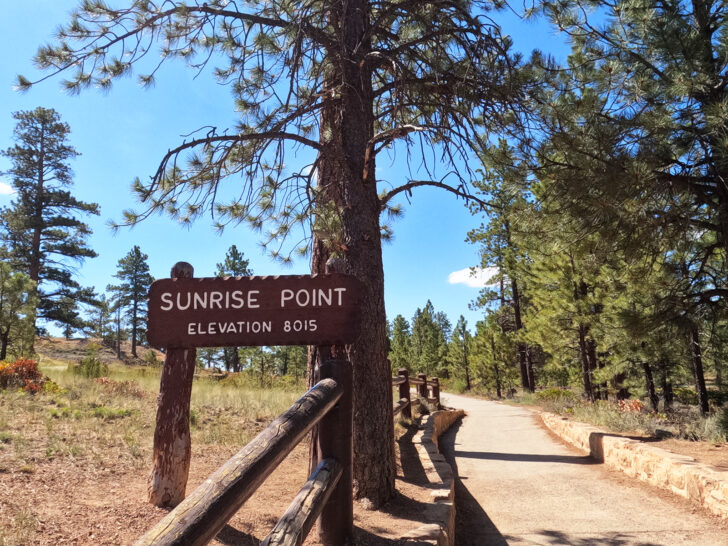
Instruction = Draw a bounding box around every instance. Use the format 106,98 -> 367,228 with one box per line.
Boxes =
197,347 -> 224,369
216,245 -> 252,278
107,246 -> 154,358
273,345 -> 307,380
468,153 -> 536,391
0,262 -> 37,360
411,301 -> 449,377
216,245 -> 253,372
389,314 -> 413,373
0,107 -> 99,333
448,315 -> 472,390
30,0 -> 519,504
471,314 -> 519,397
87,293 -> 115,344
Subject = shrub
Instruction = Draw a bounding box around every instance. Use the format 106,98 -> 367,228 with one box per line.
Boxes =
718,407 -> 728,438
535,388 -> 577,412
0,358 -> 51,393
94,377 -> 146,399
70,345 -> 108,378
673,387 -> 698,406
144,350 -> 161,367
451,379 -> 468,394
617,399 -> 645,413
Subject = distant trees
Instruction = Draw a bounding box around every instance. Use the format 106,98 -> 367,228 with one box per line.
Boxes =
456,0 -> 728,413
108,246 -> 154,358
0,107 -> 99,336
449,316 -> 472,391
0,263 -> 37,360
389,315 -> 413,373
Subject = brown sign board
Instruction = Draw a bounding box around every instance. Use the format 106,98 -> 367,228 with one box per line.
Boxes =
147,274 -> 362,349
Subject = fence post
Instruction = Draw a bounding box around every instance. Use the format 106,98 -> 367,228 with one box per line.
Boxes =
417,373 -> 428,399
148,261 -> 197,507
431,377 -> 440,406
398,369 -> 411,419
317,359 -> 353,545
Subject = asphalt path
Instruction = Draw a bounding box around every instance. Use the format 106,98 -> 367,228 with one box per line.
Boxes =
439,393 -> 728,546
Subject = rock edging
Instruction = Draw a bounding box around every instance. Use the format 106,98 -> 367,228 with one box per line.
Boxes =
400,409 -> 465,546
541,412 -> 728,519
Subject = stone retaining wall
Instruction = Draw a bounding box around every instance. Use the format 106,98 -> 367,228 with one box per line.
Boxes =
541,412 -> 728,519
400,409 -> 465,546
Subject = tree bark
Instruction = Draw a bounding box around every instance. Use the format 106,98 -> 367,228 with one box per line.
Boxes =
131,301 -> 138,357
511,276 -> 534,392
688,323 -> 710,416
612,372 -> 629,400
659,360 -> 673,410
307,0 -> 395,506
578,324 -> 595,402
642,361 -> 659,412
491,336 -> 502,399
0,328 -> 9,361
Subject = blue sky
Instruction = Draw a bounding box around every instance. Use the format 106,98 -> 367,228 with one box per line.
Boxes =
0,2 -> 567,335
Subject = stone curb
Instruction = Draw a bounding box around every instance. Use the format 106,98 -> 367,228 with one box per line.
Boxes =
541,412 -> 728,519
400,409 -> 466,546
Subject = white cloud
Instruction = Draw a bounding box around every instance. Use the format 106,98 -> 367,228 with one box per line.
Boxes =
448,266 -> 499,288
0,183 -> 14,196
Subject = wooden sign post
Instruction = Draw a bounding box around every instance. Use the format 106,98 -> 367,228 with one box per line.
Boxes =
147,264 -> 362,515
148,262 -> 198,507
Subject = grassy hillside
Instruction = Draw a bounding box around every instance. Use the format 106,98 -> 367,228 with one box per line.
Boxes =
0,338 -> 306,545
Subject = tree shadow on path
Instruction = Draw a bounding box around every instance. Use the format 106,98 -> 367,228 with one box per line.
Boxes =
451,450 -> 597,465
439,418 -> 508,546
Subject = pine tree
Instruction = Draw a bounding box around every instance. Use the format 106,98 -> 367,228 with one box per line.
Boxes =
216,245 -> 253,372
0,262 -> 37,360
448,315 -> 472,390
29,0 -> 519,504
107,246 -> 154,358
411,301 -> 449,377
468,151 -> 536,391
389,314 -> 413,373
0,107 -> 99,334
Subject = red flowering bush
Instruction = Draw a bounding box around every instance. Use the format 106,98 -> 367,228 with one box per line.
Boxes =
0,358 -> 50,393
617,399 -> 645,413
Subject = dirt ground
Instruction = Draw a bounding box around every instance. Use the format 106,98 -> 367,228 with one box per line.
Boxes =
0,419 -> 435,545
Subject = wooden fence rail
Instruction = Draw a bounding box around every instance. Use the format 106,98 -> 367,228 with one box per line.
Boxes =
391,368 -> 440,419
136,359 -> 352,546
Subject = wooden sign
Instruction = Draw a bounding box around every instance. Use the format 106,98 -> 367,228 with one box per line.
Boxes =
147,274 -> 362,348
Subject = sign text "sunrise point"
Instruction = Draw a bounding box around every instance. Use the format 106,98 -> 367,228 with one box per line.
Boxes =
156,287 -> 347,312
147,274 -> 362,348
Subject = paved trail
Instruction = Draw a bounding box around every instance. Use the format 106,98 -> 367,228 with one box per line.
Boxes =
439,393 -> 728,546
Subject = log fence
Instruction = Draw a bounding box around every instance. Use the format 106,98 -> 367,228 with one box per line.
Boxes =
136,361 -> 440,546
135,359 -> 352,546
391,368 -> 441,419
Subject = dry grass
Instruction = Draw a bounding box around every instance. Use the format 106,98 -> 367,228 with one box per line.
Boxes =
0,347 -> 305,546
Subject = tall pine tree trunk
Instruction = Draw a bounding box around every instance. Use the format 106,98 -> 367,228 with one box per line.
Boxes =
688,323 -> 710,416
659,360 -> 673,410
131,302 -> 138,358
642,361 -> 659,412
307,0 -> 395,506
491,336 -> 502,398
578,324 -> 595,402
512,277 -> 533,392
0,328 -> 9,360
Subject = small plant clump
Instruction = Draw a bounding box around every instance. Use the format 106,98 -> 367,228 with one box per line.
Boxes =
617,399 -> 645,413
69,344 -> 108,378
535,388 -> 578,412
94,377 -> 146,399
0,358 -> 55,393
